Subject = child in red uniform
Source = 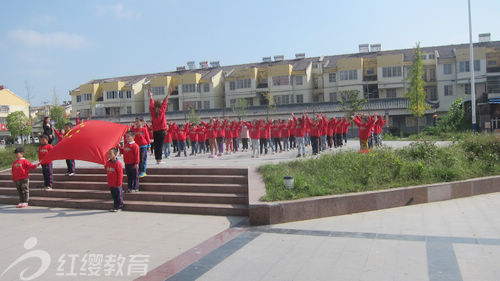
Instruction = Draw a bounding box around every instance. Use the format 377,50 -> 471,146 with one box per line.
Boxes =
243,119 -> 262,158
280,120 -> 291,151
105,148 -> 124,212
231,120 -> 241,153
259,119 -> 272,155
201,118 -> 218,158
342,117 -> 351,144
131,118 -> 150,178
224,121 -> 234,154
173,122 -> 190,157
163,123 -> 173,159
119,131 -> 140,193
271,119 -> 283,153
12,147 -> 38,208
38,135 -> 54,190
188,123 -> 199,156
216,119 -> 227,156
197,125 -> 207,154
352,114 -> 375,151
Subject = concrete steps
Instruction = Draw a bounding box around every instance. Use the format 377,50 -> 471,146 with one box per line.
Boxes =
0,167 -> 249,216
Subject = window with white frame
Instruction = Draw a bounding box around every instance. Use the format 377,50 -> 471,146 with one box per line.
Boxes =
382,66 -> 402,77
366,68 -> 375,75
82,93 -> 92,101
444,85 -> 453,96
426,87 -> 438,101
197,101 -> 202,109
282,95 -> 290,105
246,97 -> 254,106
151,87 -> 165,96
126,91 -> 132,99
182,84 -> 197,93
428,54 -> 435,59
386,88 -> 397,98
106,91 -> 118,99
76,95 -> 82,103
329,92 -> 337,102
295,76 -> 303,86
272,76 -> 289,86
339,70 -> 357,81
127,106 -> 132,114
119,91 -> 123,99
421,54 -> 427,60
459,60 -> 480,72
443,64 -> 452,75
328,72 -> 336,83
203,101 -> 210,109
295,95 -> 304,104
229,81 -> 235,90
0,105 -> 9,113
273,96 -> 281,105
464,84 -> 470,95
203,83 -> 210,92
236,79 -> 251,89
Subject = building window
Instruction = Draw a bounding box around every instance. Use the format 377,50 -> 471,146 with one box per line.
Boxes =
203,101 -> 210,109
273,96 -> 281,105
328,72 -> 336,83
443,64 -> 452,75
197,101 -> 202,109
282,95 -> 290,105
459,60 -> 480,72
229,81 -> 235,90
0,105 -> 9,113
237,79 -> 251,89
106,91 -> 118,99
386,88 -> 397,98
81,93 -> 92,101
76,95 -> 82,103
382,66 -> 402,77
119,91 -> 123,99
151,87 -> 165,96
246,97 -> 254,106
329,92 -> 337,102
429,68 -> 436,81
295,76 -> 303,86
488,60 -> 497,66
182,84 -> 197,93
428,54 -> 435,59
203,83 -> 210,92
295,95 -> 304,104
426,87 -> 438,101
464,84 -> 470,95
366,68 -> 375,75
126,91 -> 132,99
339,70 -> 357,81
272,76 -> 290,86
422,54 -> 427,60
127,106 -> 132,114
444,85 -> 453,96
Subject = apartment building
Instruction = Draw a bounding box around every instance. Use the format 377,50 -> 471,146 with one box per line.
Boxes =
69,36 -> 500,131
0,85 -> 30,139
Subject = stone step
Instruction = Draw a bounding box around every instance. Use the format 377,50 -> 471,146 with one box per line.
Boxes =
0,187 -> 248,205
0,174 -> 248,184
31,167 -> 248,176
0,180 -> 248,193
0,195 -> 248,216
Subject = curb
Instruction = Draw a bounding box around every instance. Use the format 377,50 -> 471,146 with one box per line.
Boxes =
248,173 -> 500,225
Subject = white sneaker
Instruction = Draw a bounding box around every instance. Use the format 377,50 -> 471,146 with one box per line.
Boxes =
45,186 -> 52,190
68,173 -> 75,176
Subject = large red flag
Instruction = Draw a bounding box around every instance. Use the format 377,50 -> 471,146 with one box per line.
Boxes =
41,120 -> 128,165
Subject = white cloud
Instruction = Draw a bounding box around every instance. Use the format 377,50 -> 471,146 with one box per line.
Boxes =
96,3 -> 141,20
8,29 -> 91,49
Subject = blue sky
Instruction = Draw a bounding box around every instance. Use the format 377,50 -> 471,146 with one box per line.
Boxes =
1,0 -> 499,106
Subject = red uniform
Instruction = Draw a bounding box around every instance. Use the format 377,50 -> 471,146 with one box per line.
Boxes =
149,97 -> 168,131
216,120 -> 227,138
342,119 -> 351,134
174,123 -> 190,142
271,121 -> 283,138
105,160 -> 123,187
132,126 -> 151,147
259,121 -> 272,139
335,119 -> 345,135
38,144 -> 53,164
374,118 -> 387,134
197,126 -> 207,142
12,158 -> 37,181
202,120 -> 218,140
306,115 -> 322,137
353,115 -> 375,140
231,121 -> 242,138
243,120 -> 262,140
188,126 -> 199,142
293,115 -> 307,138
119,142 -> 140,165
281,123 -> 291,138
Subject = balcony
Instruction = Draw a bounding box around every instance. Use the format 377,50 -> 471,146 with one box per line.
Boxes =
257,83 -> 268,89
363,75 -> 377,82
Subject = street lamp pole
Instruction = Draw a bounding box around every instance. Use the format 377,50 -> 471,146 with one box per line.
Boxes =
468,0 -> 477,132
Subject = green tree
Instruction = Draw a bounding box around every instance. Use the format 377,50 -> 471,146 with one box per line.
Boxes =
50,105 -> 69,130
426,97 -> 469,134
404,43 -> 430,133
231,97 -> 248,120
339,90 -> 367,117
6,111 -> 32,141
188,108 -> 200,124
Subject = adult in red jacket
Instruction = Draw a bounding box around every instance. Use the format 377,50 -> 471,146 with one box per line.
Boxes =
352,114 -> 375,151
288,119 -> 297,149
292,113 -> 307,157
374,115 -> 387,146
342,118 -> 351,144
259,120 -> 272,155
243,119 -> 262,158
224,121 -> 234,154
148,87 -> 172,164
327,118 -> 337,149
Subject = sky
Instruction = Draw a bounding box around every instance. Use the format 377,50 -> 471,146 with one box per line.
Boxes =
1,0 -> 499,106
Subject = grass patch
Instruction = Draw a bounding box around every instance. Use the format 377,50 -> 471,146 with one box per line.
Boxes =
382,131 -> 473,142
0,144 -> 39,171
259,133 -> 500,201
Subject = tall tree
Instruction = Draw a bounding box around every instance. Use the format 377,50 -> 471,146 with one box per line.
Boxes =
6,111 -> 32,142
188,108 -> 200,124
50,106 -> 69,130
404,43 -> 430,133
339,90 -> 367,118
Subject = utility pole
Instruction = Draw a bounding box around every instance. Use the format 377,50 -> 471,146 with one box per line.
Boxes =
468,0 -> 477,132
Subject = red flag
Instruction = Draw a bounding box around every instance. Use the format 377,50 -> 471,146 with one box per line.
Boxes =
41,120 -> 128,165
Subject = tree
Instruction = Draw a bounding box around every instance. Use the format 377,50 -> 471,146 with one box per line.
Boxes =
231,97 -> 248,120
50,106 -> 69,130
6,111 -> 32,141
188,108 -> 200,124
425,97 -> 470,134
263,93 -> 276,120
339,90 -> 367,117
404,43 -> 430,134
